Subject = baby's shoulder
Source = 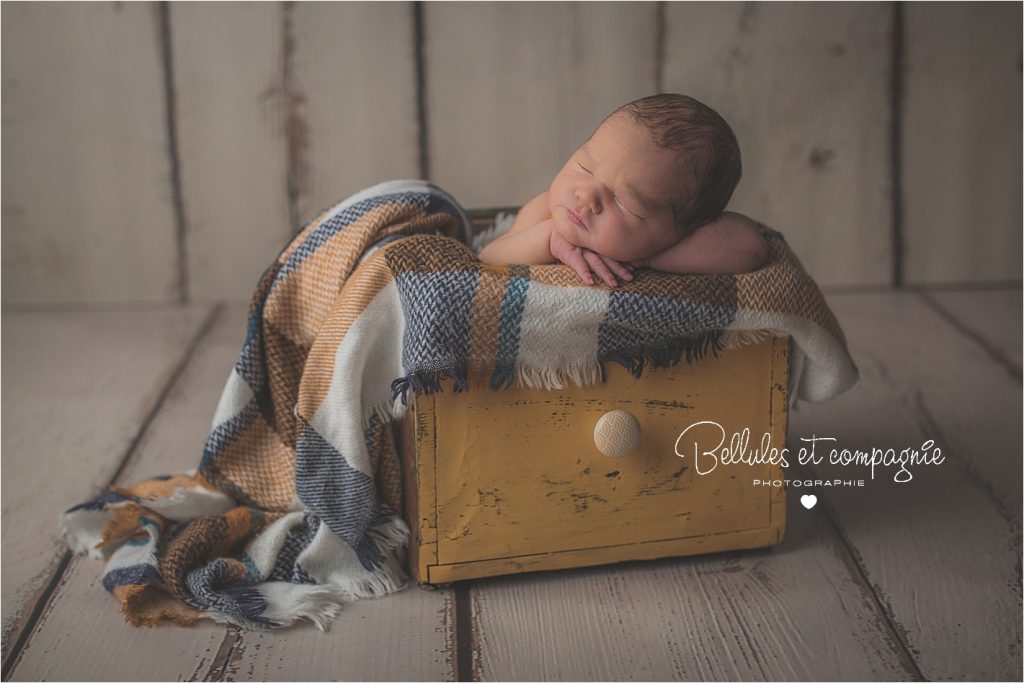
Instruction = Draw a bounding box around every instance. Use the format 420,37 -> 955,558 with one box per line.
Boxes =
520,190 -> 550,215
507,191 -> 552,234
710,211 -> 757,231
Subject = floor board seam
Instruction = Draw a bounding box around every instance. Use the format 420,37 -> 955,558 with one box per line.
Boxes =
910,391 -> 1023,605
201,626 -> 243,682
912,391 -> 1021,534
107,303 -> 224,487
916,291 -> 1022,382
455,582 -> 476,681
795,462 -> 926,680
0,303 -> 223,679
0,551 -> 72,679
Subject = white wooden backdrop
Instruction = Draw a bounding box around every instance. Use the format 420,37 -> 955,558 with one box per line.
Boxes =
2,2 -> 1020,305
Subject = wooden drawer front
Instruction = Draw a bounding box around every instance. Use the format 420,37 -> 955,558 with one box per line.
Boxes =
423,336 -> 788,567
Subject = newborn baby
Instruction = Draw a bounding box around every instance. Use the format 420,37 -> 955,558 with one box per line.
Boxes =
478,93 -> 768,287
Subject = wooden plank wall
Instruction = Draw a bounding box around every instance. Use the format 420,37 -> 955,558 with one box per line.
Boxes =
902,2 -> 1023,284
663,2 -> 893,287
426,2 -> 659,207
1,3 -> 180,304
1,2 -> 1020,306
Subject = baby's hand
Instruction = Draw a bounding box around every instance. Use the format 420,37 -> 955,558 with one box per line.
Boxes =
548,226 -> 634,287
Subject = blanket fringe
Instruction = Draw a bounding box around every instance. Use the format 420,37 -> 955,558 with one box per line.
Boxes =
515,360 -> 603,391
390,366 -> 471,406
203,513 -> 409,631
604,330 -> 726,379
720,328 -> 779,350
200,584 -> 346,632
337,551 -> 409,601
256,585 -> 346,632
364,395 -> 409,430
365,506 -> 411,554
305,515 -> 409,615
387,330 -> 779,402
59,511 -> 111,560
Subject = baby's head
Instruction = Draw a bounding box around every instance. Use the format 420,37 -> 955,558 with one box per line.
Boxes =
547,93 -> 742,262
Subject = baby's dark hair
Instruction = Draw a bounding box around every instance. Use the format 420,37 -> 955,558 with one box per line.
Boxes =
612,93 -> 742,234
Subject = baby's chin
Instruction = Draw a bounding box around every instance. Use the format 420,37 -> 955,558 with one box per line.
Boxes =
557,216 -> 589,248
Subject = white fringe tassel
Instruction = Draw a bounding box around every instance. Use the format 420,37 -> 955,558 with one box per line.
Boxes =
514,360 -> 603,391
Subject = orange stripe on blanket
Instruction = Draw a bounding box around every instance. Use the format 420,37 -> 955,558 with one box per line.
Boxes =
733,229 -> 847,347
264,202 -> 411,348
207,415 -> 297,509
116,472 -> 204,501
294,249 -> 398,420
467,268 -> 509,367
114,583 -> 203,627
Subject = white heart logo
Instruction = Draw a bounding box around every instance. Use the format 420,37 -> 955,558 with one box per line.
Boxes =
801,495 -> 818,510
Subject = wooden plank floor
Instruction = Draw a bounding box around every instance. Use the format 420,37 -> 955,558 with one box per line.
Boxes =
2,288 -> 1020,681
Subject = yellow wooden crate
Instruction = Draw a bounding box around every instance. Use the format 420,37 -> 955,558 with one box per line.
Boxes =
399,334 -> 789,585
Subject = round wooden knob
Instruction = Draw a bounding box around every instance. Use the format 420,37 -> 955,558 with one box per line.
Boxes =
593,410 -> 642,458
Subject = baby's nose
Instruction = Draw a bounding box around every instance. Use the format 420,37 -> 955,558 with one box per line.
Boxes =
576,187 -> 602,212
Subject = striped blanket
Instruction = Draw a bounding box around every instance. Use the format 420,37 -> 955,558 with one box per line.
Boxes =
61,180 -> 858,630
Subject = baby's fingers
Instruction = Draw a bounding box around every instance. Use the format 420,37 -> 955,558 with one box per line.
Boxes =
603,257 -> 634,283
584,251 -> 618,287
559,250 -> 595,285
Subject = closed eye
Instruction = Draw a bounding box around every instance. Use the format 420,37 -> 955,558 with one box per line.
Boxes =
614,195 -> 643,219
577,160 -> 643,218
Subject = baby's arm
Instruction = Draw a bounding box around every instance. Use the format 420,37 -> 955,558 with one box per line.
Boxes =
477,219 -> 557,266
477,190 -> 634,286
635,212 -> 768,275
478,192 -> 557,265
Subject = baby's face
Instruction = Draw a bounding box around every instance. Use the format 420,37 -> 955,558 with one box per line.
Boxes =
548,113 -> 686,262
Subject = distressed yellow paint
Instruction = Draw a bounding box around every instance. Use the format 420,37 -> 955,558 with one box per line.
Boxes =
400,336 -> 789,584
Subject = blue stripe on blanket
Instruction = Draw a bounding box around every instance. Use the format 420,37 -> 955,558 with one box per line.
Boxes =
426,192 -> 470,231
277,193 -> 430,282
599,291 -> 736,373
66,489 -> 133,513
599,291 -> 736,349
492,264 -> 530,390
294,425 -> 381,570
186,558 -> 273,626
200,400 -> 260,469
231,191 -> 440,395
267,514 -> 319,584
122,536 -> 152,547
235,304 -> 266,391
397,270 -> 479,375
102,563 -> 160,592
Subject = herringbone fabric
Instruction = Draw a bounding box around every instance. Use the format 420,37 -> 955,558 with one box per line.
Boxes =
61,180 -> 857,630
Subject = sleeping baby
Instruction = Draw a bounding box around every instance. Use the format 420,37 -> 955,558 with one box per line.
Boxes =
478,93 -> 768,286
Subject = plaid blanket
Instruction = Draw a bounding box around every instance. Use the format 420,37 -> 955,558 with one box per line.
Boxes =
61,180 -> 857,630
